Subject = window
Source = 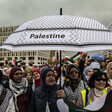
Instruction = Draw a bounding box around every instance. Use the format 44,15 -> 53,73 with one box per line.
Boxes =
28,57 -> 34,60
20,57 -> 26,60
38,57 -> 40,60
0,57 -> 4,60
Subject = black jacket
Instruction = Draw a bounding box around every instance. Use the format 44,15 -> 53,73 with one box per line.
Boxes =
29,84 -> 60,112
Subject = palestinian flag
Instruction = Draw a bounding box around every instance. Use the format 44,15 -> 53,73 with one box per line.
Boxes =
14,58 -> 22,64
84,90 -> 112,111
57,90 -> 112,112
64,58 -> 73,64
72,52 -> 83,62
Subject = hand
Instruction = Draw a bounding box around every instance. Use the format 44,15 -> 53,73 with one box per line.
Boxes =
81,52 -> 87,61
107,85 -> 112,92
57,90 -> 66,98
70,100 -> 76,104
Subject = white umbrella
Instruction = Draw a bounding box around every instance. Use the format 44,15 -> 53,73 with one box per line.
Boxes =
0,15 -> 112,52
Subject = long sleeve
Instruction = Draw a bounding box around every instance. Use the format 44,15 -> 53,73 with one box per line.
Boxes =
28,92 -> 37,112
7,97 -> 16,112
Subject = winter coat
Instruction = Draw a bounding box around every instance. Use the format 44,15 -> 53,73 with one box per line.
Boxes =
29,85 -> 60,112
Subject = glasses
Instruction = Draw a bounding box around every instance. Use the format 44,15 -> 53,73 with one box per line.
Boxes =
95,78 -> 107,82
70,70 -> 79,74
46,73 -> 55,77
15,73 -> 23,75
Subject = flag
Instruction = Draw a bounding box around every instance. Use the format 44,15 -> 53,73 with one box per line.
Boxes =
57,90 -> 112,112
84,90 -> 112,111
64,58 -> 73,64
13,58 -> 22,64
72,52 -> 83,62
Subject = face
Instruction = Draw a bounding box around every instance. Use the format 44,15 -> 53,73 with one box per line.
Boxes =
87,69 -> 93,76
107,62 -> 112,78
26,73 -> 32,81
69,67 -> 79,80
94,75 -> 106,90
33,72 -> 40,80
54,70 -> 58,77
46,71 -> 55,86
13,70 -> 23,83
100,62 -> 106,67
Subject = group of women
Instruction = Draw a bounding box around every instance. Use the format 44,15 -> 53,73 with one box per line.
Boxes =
0,57 -> 112,112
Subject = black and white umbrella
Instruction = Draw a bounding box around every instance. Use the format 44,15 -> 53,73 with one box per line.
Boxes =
0,15 -> 112,52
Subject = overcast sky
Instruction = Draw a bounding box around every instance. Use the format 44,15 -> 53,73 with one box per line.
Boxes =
0,0 -> 112,56
0,0 -> 112,29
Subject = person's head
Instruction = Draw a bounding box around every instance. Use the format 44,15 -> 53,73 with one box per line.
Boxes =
66,64 -> 80,80
9,67 -> 23,83
41,68 -> 55,87
85,59 -> 91,66
54,66 -> 61,77
90,62 -> 100,70
106,61 -> 112,79
24,70 -> 32,82
88,71 -> 108,90
54,66 -> 61,82
105,58 -> 111,64
100,60 -> 106,67
32,68 -> 41,80
83,67 -> 93,77
45,64 -> 49,68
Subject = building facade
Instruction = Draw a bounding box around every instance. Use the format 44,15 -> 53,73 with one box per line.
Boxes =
0,26 -> 64,66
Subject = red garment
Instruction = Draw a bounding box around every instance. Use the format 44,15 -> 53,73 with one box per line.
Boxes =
35,79 -> 42,88
32,68 -> 41,75
54,66 -> 61,82
9,67 -> 22,81
17,92 -> 30,112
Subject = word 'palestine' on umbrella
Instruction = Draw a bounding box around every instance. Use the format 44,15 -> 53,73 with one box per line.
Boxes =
30,33 -> 65,39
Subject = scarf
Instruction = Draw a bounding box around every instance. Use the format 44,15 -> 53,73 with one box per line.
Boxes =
69,77 -> 81,92
35,79 -> 42,88
9,78 -> 28,111
0,85 -> 12,112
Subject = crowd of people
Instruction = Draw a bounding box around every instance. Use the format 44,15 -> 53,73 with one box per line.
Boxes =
0,52 -> 112,112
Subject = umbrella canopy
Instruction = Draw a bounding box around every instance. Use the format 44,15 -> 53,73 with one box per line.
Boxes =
0,15 -> 112,52
92,54 -> 104,60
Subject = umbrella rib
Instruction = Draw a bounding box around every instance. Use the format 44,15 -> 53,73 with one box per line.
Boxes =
3,43 -> 112,46
13,27 -> 110,33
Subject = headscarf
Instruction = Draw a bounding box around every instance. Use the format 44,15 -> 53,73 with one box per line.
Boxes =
32,68 -> 41,75
32,68 -> 42,88
54,66 -> 61,82
64,64 -> 81,91
90,62 -> 100,70
41,68 -> 56,91
9,67 -> 22,81
83,66 -> 92,76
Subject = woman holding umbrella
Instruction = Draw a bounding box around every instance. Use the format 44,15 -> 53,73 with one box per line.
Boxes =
29,68 -> 65,112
